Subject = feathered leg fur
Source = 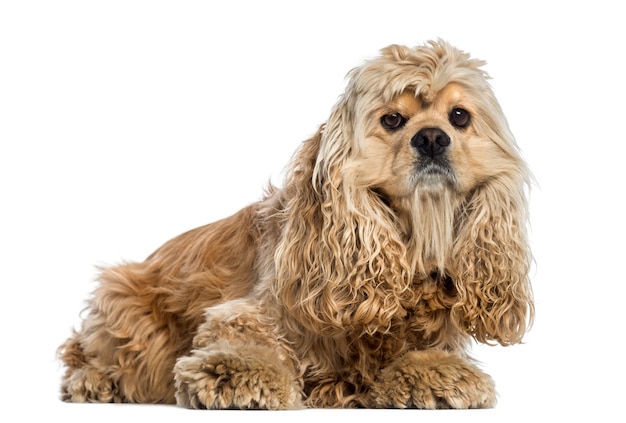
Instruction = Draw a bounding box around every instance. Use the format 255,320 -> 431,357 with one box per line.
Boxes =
370,350 -> 495,408
173,298 -> 302,409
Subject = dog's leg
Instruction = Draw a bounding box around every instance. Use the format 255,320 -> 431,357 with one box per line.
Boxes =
174,341 -> 302,409
58,264 -> 182,403
173,299 -> 303,409
369,350 -> 496,409
59,324 -> 179,404
58,334 -> 120,402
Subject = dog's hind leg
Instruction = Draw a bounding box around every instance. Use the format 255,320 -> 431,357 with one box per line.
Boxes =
58,263 -> 181,404
58,334 -> 119,402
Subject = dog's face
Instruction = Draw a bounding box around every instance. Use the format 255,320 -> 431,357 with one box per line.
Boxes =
323,43 -> 526,220
352,83 -> 509,205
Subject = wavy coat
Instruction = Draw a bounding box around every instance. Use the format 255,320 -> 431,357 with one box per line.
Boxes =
59,40 -> 533,409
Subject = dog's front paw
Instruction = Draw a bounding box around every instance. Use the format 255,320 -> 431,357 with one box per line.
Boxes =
174,345 -> 302,410
370,350 -> 496,409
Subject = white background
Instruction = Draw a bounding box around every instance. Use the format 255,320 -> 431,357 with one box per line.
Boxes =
1,1 -> 624,421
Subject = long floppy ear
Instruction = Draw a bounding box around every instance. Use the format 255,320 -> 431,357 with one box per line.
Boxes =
271,105 -> 415,336
451,172 -> 534,346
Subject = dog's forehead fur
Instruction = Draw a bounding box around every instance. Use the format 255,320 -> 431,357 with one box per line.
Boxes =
346,40 -> 489,107
384,83 -> 467,117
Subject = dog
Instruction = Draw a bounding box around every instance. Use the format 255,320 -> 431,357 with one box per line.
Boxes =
58,40 -> 533,409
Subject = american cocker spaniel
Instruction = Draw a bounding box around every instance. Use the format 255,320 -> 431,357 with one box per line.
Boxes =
59,40 -> 533,409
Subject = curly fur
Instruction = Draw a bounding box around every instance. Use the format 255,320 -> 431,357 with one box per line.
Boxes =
58,40 -> 533,409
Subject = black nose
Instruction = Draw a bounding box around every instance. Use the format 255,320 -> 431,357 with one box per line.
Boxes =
411,128 -> 451,158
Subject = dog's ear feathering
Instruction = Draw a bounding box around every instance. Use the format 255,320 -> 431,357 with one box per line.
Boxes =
451,173 -> 534,345
272,124 -> 416,336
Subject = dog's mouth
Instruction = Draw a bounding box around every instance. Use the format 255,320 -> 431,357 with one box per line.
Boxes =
412,158 -> 458,192
415,158 -> 455,184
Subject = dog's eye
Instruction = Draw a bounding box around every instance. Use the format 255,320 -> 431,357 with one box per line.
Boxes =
381,113 -> 407,131
449,108 -> 470,129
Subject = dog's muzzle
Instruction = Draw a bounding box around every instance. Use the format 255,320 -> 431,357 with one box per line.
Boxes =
411,127 -> 454,183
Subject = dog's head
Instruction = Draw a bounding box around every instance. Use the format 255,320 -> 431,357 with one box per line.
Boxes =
276,40 -> 533,346
331,42 -> 525,202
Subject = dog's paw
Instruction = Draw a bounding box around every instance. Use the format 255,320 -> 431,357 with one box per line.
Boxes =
61,367 -> 117,403
174,346 -> 302,409
370,350 -> 496,409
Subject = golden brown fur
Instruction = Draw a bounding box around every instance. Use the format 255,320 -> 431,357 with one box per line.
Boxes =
58,40 -> 533,409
